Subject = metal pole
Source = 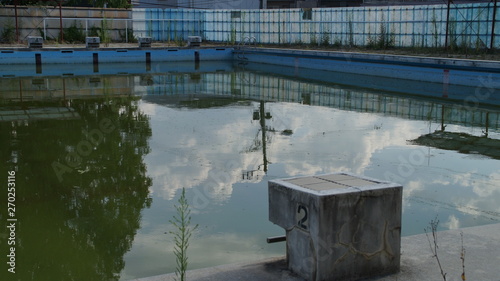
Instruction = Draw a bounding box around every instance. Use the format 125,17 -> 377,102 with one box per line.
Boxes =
59,1 -> 64,43
491,0 -> 498,50
445,0 -> 452,49
19,80 -> 23,103
266,235 -> 286,243
14,0 -> 19,43
43,19 -> 47,40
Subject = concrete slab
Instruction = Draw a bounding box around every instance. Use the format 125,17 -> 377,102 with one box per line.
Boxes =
130,257 -> 304,281
130,223 -> 500,281
372,222 -> 500,281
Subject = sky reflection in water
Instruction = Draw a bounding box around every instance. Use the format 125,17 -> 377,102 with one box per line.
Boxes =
0,62 -> 498,280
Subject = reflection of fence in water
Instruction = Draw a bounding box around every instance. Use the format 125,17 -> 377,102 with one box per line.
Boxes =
0,70 -> 497,131
143,71 -> 500,131
0,76 -> 135,100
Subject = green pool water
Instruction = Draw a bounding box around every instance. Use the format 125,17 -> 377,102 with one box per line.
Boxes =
1,62 -> 499,280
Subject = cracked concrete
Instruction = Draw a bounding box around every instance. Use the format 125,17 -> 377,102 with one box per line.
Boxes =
269,173 -> 402,280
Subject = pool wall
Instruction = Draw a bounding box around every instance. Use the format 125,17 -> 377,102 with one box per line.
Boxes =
1,46 -> 499,106
235,48 -> 500,88
0,47 -> 233,65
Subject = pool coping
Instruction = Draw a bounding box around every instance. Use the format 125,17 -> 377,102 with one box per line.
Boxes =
0,45 -> 499,72
235,47 -> 500,73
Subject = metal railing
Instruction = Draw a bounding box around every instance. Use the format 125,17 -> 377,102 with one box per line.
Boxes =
42,18 -> 203,42
237,36 -> 257,60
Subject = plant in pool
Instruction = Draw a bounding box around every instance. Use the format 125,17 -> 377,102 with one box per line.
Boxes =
169,188 -> 198,281
425,217 -> 466,281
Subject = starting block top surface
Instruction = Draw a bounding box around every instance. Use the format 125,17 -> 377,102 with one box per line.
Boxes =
273,172 -> 401,195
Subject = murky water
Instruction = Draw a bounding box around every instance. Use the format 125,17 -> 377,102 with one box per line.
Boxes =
0,61 -> 499,280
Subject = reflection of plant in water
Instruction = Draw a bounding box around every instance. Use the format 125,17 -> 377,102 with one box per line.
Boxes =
0,96 -> 153,281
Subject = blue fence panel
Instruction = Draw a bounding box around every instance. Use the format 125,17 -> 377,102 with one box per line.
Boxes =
133,3 -> 500,48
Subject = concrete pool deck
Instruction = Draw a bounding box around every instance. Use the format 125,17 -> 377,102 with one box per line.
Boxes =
130,223 -> 500,281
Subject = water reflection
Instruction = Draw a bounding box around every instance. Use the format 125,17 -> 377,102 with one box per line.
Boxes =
0,96 -> 152,281
0,61 -> 499,280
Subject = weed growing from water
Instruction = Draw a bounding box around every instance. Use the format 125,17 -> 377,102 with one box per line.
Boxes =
425,218 -> 447,281
425,218 -> 467,281
169,188 -> 198,281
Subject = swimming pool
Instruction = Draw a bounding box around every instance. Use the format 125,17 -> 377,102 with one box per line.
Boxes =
0,56 -> 499,280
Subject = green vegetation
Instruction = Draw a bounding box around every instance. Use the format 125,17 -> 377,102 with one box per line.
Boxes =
448,18 -> 458,50
88,19 -> 111,45
431,10 -> 440,48
1,0 -> 130,8
332,37 -> 342,47
100,18 -> 111,46
310,33 -> 317,46
229,26 -> 236,45
174,37 -> 185,47
1,20 -> 16,43
367,18 -> 395,50
63,21 -> 86,43
119,28 -> 137,43
169,188 -> 198,281
320,31 -> 330,47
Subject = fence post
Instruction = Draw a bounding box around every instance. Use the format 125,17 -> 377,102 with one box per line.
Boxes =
444,0 -> 451,49
491,0 -> 498,50
59,1 -> 63,43
43,19 -> 47,40
14,0 -> 19,42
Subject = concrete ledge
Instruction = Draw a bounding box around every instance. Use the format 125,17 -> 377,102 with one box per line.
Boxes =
130,257 -> 303,281
235,47 -> 500,88
130,223 -> 500,281
238,47 -> 500,73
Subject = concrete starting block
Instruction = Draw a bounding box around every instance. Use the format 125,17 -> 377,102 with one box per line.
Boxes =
187,36 -> 202,47
138,37 -> 152,48
27,36 -> 43,48
269,172 -> 402,281
86,37 -> 100,49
